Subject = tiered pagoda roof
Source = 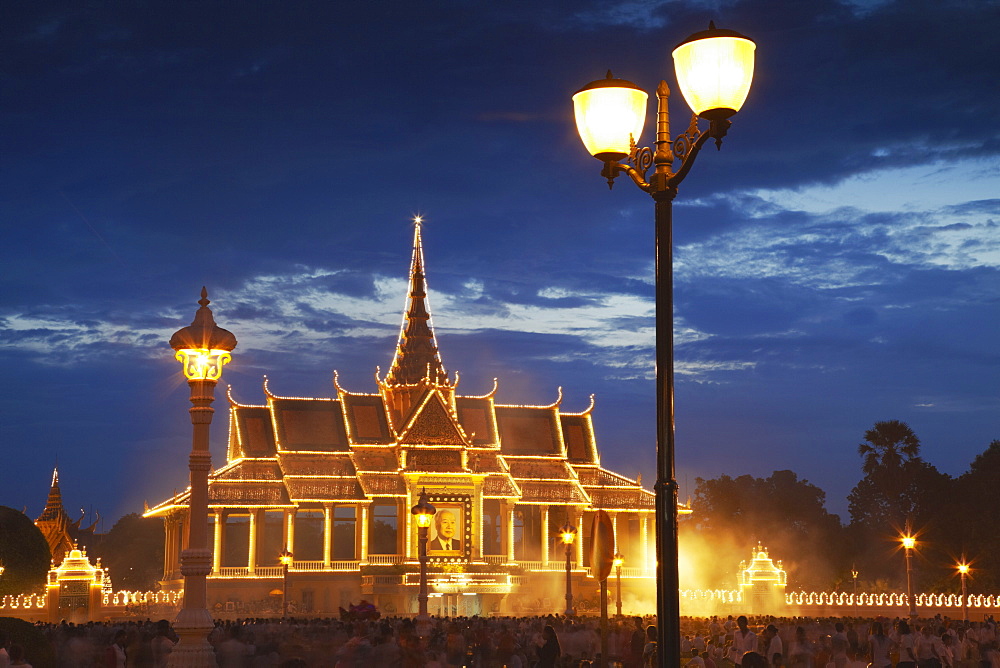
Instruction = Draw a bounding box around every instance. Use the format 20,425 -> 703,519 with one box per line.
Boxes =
147,222 -> 653,517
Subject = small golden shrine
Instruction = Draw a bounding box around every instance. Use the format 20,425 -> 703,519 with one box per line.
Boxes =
146,223 -> 659,616
45,546 -> 108,622
737,542 -> 787,614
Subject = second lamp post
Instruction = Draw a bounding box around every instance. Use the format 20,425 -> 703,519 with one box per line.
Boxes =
572,21 -> 755,667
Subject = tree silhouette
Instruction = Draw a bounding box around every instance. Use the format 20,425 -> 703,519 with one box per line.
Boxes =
855,420 -> 922,527
0,506 -> 51,596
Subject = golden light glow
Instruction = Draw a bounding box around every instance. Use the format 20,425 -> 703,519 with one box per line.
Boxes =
958,563 -> 970,575
415,511 -> 433,528
560,528 -> 577,545
902,535 -> 916,550
573,74 -> 648,161
672,31 -> 755,120
279,550 -> 293,566
613,553 -> 624,568
175,348 -> 232,381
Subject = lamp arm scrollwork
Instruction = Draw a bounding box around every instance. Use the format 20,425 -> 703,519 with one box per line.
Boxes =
666,118 -> 731,191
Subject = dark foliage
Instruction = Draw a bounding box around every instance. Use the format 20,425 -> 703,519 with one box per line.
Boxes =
0,506 -> 51,596
92,513 -> 165,591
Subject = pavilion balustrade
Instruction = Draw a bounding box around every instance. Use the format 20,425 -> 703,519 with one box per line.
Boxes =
366,554 -> 404,565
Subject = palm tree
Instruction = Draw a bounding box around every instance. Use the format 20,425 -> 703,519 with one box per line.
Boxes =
858,420 -> 921,475
857,420 -> 921,526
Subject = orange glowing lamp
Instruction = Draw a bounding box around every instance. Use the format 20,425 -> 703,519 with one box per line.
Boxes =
279,550 -> 294,566
560,522 -> 577,546
613,552 -> 624,569
410,488 -> 436,528
901,535 -> 916,550
170,287 -> 237,382
672,22 -> 756,120
957,562 -> 970,575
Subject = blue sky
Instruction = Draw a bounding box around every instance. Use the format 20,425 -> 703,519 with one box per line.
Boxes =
2,0 -> 998,527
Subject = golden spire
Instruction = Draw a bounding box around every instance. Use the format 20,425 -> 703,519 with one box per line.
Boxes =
384,218 -> 451,387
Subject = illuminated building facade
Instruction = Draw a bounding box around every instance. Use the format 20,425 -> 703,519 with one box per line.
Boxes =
146,223 -> 657,616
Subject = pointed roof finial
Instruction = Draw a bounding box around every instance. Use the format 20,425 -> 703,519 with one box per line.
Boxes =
384,219 -> 450,387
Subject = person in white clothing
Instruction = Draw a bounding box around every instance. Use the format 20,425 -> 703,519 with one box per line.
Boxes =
730,616 -> 758,667
763,625 -> 783,667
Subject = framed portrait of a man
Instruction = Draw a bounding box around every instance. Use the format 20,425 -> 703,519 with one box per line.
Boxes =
427,504 -> 464,555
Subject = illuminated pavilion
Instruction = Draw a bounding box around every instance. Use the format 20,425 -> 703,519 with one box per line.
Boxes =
146,223 -> 660,616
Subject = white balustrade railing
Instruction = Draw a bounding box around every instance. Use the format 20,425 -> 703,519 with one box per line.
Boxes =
483,555 -> 508,564
214,566 -> 283,578
332,560 -> 361,571
292,560 -> 325,571
366,555 -> 404,565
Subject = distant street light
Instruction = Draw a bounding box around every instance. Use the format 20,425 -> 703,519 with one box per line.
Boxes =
613,552 -> 625,619
560,520 -> 578,616
901,522 -> 917,618
279,549 -> 293,618
957,558 -> 970,622
169,287 -> 237,668
410,489 -> 435,621
572,21 -> 755,667
852,565 -> 859,612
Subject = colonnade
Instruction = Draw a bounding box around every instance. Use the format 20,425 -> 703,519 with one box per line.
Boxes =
161,502 -> 652,579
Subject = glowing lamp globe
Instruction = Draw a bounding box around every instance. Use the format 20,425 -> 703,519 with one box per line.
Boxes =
902,536 -> 916,550
613,553 -> 624,568
170,287 -> 238,381
958,563 -> 970,575
560,523 -> 577,545
672,22 -> 755,121
573,72 -> 648,162
411,489 -> 436,528
279,550 -> 294,566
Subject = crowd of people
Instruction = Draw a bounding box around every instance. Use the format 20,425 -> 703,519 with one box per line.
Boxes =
0,613 -> 996,667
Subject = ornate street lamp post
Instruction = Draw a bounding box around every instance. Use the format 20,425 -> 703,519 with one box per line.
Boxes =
560,520 -> 578,616
279,549 -> 293,618
957,559 -> 970,622
613,552 -> 624,619
411,489 -> 435,621
572,22 -> 755,665
169,287 -> 237,668
901,524 -> 917,618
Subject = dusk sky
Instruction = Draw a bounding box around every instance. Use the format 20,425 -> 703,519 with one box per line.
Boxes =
3,0 -> 998,529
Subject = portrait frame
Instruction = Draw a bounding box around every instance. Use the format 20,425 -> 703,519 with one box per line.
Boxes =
425,494 -> 472,562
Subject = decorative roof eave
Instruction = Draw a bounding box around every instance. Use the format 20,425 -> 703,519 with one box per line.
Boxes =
460,378 -> 499,400
560,393 -> 596,416
226,384 -> 266,409
333,370 -> 378,397
143,489 -> 191,517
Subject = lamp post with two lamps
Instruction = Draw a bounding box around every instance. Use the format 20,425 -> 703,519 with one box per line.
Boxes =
411,490 -> 436,621
572,21 -> 755,665
560,520 -> 578,616
168,288 -> 237,668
